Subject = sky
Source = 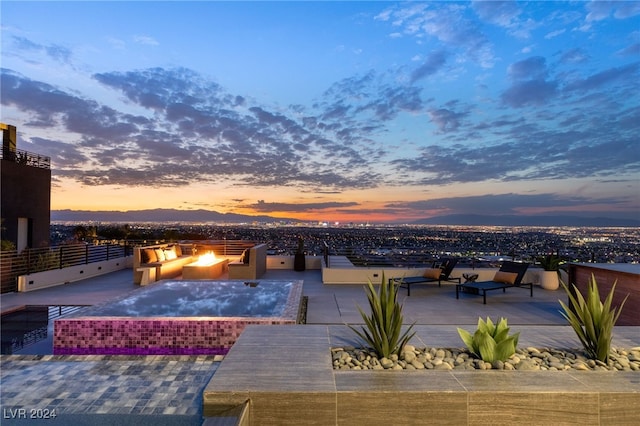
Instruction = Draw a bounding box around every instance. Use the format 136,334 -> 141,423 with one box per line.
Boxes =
1,1 -> 639,224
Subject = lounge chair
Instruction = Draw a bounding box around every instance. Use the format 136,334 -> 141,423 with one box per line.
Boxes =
455,261 -> 532,304
391,257 -> 461,296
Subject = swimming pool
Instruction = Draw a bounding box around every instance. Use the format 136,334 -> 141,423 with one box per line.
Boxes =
1,306 -> 86,354
53,280 -> 304,355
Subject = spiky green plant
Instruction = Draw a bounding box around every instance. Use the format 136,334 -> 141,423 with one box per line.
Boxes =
538,254 -> 562,271
457,317 -> 520,362
559,274 -> 628,362
348,273 -> 416,359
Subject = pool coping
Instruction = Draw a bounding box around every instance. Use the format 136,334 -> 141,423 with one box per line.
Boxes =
203,324 -> 640,425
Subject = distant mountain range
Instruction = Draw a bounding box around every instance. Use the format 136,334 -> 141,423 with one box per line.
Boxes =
51,209 -> 640,227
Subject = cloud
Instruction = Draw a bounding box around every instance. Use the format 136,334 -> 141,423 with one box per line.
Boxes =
133,35 -> 159,46
427,107 -> 467,133
501,79 -> 558,108
499,56 -> 558,107
559,48 -> 590,64
564,62 -> 640,93
545,29 -> 566,39
318,70 -> 424,123
376,3 -> 496,68
410,50 -> 447,83
389,117 -> 639,187
585,0 -> 640,22
11,36 -> 72,64
507,56 -> 548,80
387,192 -> 633,217
1,67 -> 385,191
617,43 -> 640,57
248,200 -> 359,213
472,1 -> 521,28
27,136 -> 89,168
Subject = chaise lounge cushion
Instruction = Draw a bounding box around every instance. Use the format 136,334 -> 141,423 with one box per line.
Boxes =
423,268 -> 442,279
493,271 -> 518,285
456,261 -> 532,304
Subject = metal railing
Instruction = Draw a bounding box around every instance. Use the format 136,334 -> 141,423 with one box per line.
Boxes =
1,147 -> 50,169
192,240 -> 257,257
0,242 -> 131,293
320,241 -> 531,269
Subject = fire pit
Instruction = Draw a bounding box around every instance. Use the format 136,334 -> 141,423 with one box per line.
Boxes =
182,252 -> 228,279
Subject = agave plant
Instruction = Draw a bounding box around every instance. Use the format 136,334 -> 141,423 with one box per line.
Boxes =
559,274 -> 628,362
457,317 -> 520,363
348,273 -> 416,359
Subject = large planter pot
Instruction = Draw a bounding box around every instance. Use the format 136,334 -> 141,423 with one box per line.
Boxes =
294,252 -> 306,272
540,270 -> 559,290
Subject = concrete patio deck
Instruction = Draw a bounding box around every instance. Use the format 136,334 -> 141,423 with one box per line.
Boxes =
1,267 -> 639,425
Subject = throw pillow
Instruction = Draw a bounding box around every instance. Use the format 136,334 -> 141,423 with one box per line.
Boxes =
243,248 -> 250,264
142,248 -> 157,264
155,248 -> 166,262
174,244 -> 183,257
493,271 -> 518,285
423,268 -> 442,279
164,249 -> 177,260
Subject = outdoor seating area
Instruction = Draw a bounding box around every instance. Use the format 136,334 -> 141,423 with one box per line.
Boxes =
391,257 -> 461,295
132,243 -> 194,285
228,243 -> 268,279
455,261 -> 533,304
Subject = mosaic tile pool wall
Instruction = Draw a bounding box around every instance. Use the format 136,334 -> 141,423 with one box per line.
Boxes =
53,280 -> 303,355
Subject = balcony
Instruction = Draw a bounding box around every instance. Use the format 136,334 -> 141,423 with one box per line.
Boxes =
1,147 -> 50,169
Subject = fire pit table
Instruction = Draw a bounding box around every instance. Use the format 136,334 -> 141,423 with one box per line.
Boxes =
182,256 -> 229,279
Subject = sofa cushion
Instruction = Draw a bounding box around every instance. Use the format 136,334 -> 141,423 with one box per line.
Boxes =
164,248 -> 177,260
240,248 -> 250,264
155,248 -> 166,262
142,248 -> 158,264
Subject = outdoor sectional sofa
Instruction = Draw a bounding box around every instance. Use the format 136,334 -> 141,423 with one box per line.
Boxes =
133,243 -> 194,285
228,243 -> 267,280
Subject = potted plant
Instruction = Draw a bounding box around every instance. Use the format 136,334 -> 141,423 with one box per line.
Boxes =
294,236 -> 306,271
538,254 -> 561,290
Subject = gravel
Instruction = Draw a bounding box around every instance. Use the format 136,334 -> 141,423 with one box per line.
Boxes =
331,345 -> 640,371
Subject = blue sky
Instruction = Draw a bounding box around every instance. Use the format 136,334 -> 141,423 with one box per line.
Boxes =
1,1 -> 639,223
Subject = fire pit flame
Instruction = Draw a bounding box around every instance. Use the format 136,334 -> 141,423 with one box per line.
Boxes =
194,252 -> 216,266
